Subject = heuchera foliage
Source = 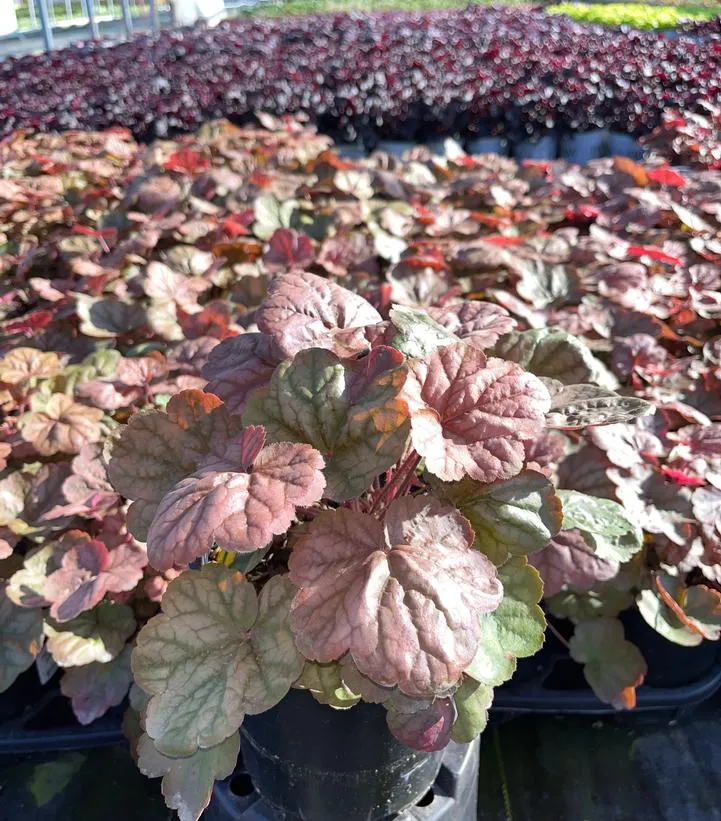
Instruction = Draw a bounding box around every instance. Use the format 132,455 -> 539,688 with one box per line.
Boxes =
1,8 -> 720,143
1,115 -> 720,821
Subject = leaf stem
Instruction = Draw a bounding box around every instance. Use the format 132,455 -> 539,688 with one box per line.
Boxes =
369,450 -> 421,516
546,619 -> 571,650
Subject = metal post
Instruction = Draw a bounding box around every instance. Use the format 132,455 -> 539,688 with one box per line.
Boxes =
148,0 -> 158,30
86,0 -> 99,37
120,0 -> 132,35
37,0 -> 54,49
65,0 -> 73,18
28,0 -> 38,28
108,0 -> 114,18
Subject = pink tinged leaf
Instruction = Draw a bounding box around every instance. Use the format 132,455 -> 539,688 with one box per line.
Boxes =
529,530 -> 619,598
262,228 -> 315,272
386,696 -> 455,752
201,334 -> 283,415
426,302 -> 516,350
256,271 -> 382,357
147,440 -> 325,571
60,646 -> 132,725
289,496 -> 502,697
44,536 -> 109,622
404,343 -> 550,483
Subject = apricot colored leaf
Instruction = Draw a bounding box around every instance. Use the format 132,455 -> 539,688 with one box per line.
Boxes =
244,346 -> 409,501
60,646 -> 132,724
436,470 -> 562,565
202,333 -> 283,415
137,731 -> 240,821
529,530 -> 620,598
558,490 -> 643,563
256,271 -> 382,357
465,557 -> 545,686
491,328 -> 611,386
0,471 -> 27,528
451,678 -> 493,744
289,496 -> 502,697
44,602 -> 135,667
386,695 -> 455,752
569,618 -> 646,709
0,348 -> 61,385
427,302 -> 515,350
294,661 -> 361,709
133,567 -> 303,756
146,434 -> 325,571
6,545 -> 57,608
18,395 -> 104,455
404,343 -> 550,483
0,581 -> 43,693
545,384 -> 654,429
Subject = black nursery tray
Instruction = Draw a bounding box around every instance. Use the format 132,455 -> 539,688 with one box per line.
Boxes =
3,612 -> 721,754
492,611 -> 721,715
0,669 -> 124,754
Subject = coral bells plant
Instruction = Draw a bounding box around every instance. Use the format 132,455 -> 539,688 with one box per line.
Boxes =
105,271 -> 653,818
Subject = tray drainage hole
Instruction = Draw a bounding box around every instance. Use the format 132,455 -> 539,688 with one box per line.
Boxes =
417,788 -> 434,807
230,773 -> 255,798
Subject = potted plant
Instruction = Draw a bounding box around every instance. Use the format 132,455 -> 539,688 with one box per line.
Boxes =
105,271 -> 653,820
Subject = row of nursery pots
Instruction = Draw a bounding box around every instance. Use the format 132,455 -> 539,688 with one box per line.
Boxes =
338,129 -> 644,162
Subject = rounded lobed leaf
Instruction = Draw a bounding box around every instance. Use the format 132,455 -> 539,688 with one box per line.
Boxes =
60,646 -> 132,725
44,601 -> 136,667
202,333 -> 283,415
244,346 -> 409,502
569,618 -> 646,709
18,394 -> 104,456
146,440 -> 325,571
256,271 -> 382,358
289,496 -> 502,697
436,470 -> 563,565
385,695 -> 455,752
137,731 -> 240,821
427,302 -> 516,350
545,384 -> 655,430
530,530 -> 620,598
450,678 -> 493,744
133,566 -> 303,757
404,343 -> 550,483
559,490 -> 644,563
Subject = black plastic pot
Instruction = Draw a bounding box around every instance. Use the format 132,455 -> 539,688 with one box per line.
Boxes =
493,609 -> 721,716
208,689 -> 479,821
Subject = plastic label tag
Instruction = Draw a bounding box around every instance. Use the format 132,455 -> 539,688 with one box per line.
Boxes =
36,645 -> 59,685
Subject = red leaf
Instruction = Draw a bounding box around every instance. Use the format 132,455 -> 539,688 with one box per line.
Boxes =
647,167 -> 687,187
626,246 -> 682,266
163,149 -> 210,174
263,228 -> 315,272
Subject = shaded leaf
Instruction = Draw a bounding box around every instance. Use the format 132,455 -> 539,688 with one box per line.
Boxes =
60,646 -> 132,724
0,581 -> 43,693
569,618 -> 646,709
386,695 -> 455,752
44,602 -> 135,667
137,731 -> 240,821
451,678 -> 492,744
545,384 -> 654,429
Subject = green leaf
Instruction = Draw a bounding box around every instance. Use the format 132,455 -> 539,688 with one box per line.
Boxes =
44,602 -> 135,667
559,490 -> 643,563
547,587 -> 635,623
545,384 -> 654,429
465,557 -> 545,686
132,566 -> 303,757
436,470 -> 563,565
451,678 -> 493,743
569,618 -> 647,709
137,731 -> 240,821
0,581 -> 43,693
253,195 -> 296,240
244,348 -> 410,501
389,305 -> 457,358
294,661 -> 361,709
491,328 -> 616,388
